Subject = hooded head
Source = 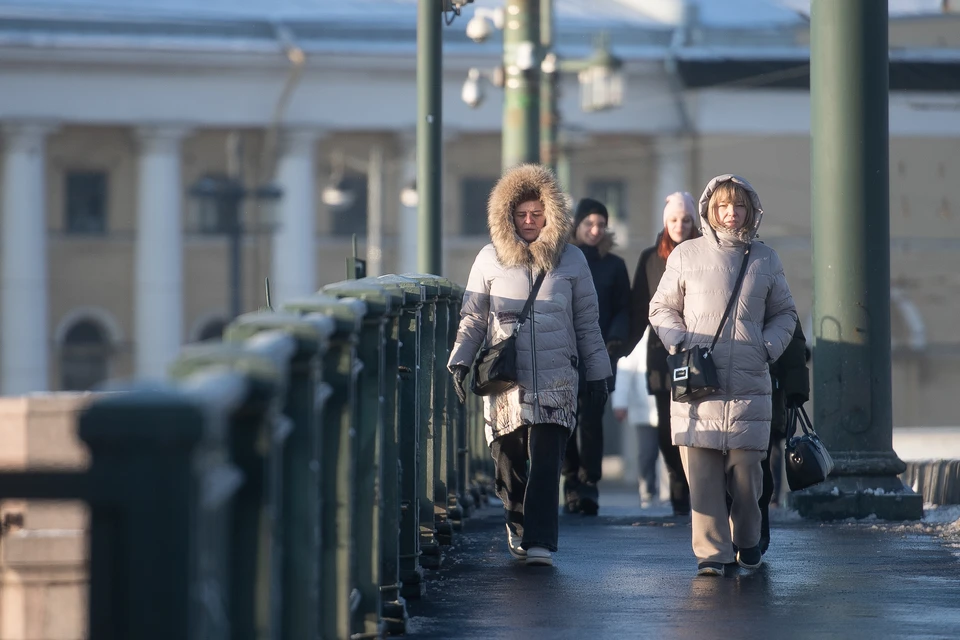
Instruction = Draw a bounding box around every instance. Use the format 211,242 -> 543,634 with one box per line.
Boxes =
697,174 -> 764,245
487,163 -> 572,273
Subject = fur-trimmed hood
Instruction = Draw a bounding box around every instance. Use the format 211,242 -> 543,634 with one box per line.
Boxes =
487,164 -> 572,273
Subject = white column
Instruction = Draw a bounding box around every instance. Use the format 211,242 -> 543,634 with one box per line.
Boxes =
1,123 -> 55,395
652,135 -> 692,241
272,129 -> 319,305
135,126 -> 189,380
397,130 -> 418,274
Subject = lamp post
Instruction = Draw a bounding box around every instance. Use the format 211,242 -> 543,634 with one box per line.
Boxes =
462,0 -> 624,173
188,175 -> 281,320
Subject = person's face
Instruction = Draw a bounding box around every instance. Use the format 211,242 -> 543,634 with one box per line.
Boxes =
665,211 -> 693,244
575,213 -> 607,247
513,200 -> 546,242
715,199 -> 748,231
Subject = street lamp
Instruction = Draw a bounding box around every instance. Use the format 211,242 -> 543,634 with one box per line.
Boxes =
576,35 -> 624,112
465,6 -> 505,43
187,174 -> 282,320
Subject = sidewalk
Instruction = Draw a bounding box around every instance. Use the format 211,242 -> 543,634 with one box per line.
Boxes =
405,485 -> 960,640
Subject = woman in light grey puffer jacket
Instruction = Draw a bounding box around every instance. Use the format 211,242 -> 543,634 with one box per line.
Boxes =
448,163 -> 610,566
649,174 -> 797,576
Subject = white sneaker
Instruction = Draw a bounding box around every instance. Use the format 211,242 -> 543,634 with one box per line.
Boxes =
525,546 -> 553,566
506,525 -> 526,559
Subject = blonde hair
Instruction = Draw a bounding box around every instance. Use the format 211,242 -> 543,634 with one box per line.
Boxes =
707,181 -> 757,239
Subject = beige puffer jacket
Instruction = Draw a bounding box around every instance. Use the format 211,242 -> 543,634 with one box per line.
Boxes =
448,164 -> 611,444
648,175 -> 797,452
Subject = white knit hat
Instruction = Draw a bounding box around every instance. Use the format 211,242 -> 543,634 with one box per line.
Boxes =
663,191 -> 696,225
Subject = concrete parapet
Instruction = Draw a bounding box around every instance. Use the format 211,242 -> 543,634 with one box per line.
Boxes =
0,393 -> 94,640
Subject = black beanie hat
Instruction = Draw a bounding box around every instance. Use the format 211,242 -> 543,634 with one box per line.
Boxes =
573,197 -> 609,228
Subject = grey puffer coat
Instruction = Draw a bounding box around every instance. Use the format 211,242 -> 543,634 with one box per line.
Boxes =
648,175 -> 797,452
448,164 -> 611,444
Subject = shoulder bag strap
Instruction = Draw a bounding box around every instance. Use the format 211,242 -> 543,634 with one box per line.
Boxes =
514,271 -> 546,333
708,245 -> 752,353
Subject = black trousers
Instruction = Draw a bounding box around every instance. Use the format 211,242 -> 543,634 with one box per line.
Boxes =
561,391 -> 605,490
758,435 -> 784,550
490,423 -> 568,552
655,392 -> 690,515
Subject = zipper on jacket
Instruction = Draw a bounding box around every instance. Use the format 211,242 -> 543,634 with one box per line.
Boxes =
529,268 -> 541,423
722,248 -> 745,455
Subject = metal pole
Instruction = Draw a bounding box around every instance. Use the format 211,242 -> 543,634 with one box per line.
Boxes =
539,0 -> 558,171
417,0 -> 442,275
367,144 -> 384,277
228,196 -> 243,320
502,0 -> 540,170
803,0 -> 920,521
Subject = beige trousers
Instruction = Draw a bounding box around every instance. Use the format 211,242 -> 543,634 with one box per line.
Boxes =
679,446 -> 766,564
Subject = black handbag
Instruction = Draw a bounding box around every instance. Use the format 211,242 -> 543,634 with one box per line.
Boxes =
470,272 -> 546,397
785,405 -> 834,491
666,247 -> 751,403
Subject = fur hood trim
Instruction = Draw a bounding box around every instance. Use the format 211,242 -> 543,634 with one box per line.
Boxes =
487,163 -> 572,273
697,174 -> 764,244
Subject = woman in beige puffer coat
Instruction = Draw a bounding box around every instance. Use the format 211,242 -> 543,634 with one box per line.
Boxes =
649,174 -> 797,576
448,164 -> 611,567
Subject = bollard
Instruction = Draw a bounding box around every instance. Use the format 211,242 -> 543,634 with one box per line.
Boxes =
321,277 -> 403,639
283,294 -> 365,640
170,336 -> 294,640
374,276 -> 428,622
78,376 -> 243,640
223,311 -> 336,640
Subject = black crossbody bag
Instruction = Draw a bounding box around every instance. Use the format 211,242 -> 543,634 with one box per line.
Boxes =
471,272 -> 546,397
666,246 -> 751,402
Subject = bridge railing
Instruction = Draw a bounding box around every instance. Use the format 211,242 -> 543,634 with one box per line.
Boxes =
0,273 -> 496,640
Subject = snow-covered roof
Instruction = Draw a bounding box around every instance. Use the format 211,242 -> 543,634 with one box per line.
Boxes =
0,0 -> 954,61
0,0 -> 950,27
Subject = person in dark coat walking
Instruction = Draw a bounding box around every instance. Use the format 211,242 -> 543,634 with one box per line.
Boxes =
761,321 -> 810,553
562,197 -> 631,515
628,192 -> 700,517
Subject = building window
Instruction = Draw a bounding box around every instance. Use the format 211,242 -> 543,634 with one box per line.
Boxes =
331,174 -> 368,236
198,318 -> 227,342
461,177 -> 497,236
59,319 -> 110,391
586,179 -> 627,222
65,171 -> 108,234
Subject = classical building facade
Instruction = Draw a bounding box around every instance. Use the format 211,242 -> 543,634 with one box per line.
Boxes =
0,0 -> 958,426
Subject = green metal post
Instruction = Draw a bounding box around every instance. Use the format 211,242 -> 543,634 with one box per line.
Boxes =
223,313 -> 334,640
321,279 -> 400,638
448,285 -> 471,521
417,0 -> 442,274
283,295 -> 365,640
432,285 -> 453,544
381,277 -> 428,598
503,0 -> 541,170
402,274 -> 442,568
79,390 -> 206,640
802,0 -> 921,521
539,0 -> 558,170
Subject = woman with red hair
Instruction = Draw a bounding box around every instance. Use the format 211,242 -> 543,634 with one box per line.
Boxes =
628,192 -> 700,517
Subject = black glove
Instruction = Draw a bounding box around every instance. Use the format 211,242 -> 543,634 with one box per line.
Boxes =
586,379 -> 609,410
451,365 -> 469,405
785,393 -> 807,409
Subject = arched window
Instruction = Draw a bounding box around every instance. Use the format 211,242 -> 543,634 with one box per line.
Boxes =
198,318 -> 227,342
60,319 -> 111,391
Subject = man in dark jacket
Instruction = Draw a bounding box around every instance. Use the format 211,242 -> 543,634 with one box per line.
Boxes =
562,197 -> 632,515
760,321 -> 810,553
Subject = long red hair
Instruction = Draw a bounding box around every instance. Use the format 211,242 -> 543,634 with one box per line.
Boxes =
656,224 -> 701,261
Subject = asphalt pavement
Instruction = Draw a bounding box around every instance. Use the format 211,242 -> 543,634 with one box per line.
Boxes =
404,485 -> 960,640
